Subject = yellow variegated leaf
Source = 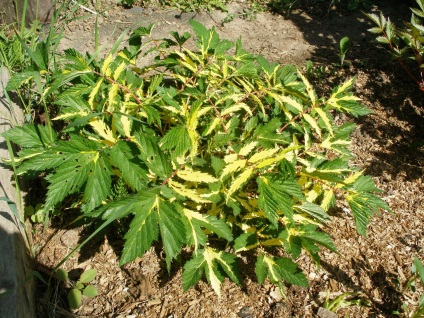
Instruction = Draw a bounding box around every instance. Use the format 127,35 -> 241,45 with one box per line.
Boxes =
248,148 -> 279,164
321,136 -> 351,149
113,61 -> 127,81
204,118 -> 221,136
332,77 -> 355,96
224,153 -> 239,164
220,159 -> 246,180
306,184 -> 321,202
101,54 -> 113,74
250,93 -> 266,114
221,103 -> 252,116
255,145 -> 301,169
283,214 -> 322,226
203,248 -> 223,297
183,208 -> 203,251
303,113 -> 321,137
343,170 -> 365,185
314,108 -> 333,135
89,118 -> 117,145
197,106 -> 212,117
89,79 -> 103,110
53,110 -> 90,120
227,168 -> 254,200
215,93 -> 244,106
168,180 -> 212,203
120,105 -> 132,138
177,168 -> 218,183
107,83 -> 120,112
297,70 -> 317,105
321,189 -> 335,210
262,238 -> 285,247
239,141 -> 258,156
280,95 -> 303,112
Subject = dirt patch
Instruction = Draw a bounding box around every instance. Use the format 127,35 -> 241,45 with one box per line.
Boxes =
30,1 -> 423,317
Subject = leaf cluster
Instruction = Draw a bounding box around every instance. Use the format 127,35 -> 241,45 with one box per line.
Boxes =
366,0 -> 424,92
2,20 -> 390,296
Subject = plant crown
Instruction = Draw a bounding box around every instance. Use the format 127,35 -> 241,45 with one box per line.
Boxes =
2,20 -> 390,295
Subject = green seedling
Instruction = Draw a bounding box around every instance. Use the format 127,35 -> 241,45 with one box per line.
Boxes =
339,36 -> 350,66
56,268 -> 98,310
323,291 -> 371,313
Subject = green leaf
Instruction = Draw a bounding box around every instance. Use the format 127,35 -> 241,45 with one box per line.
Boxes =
258,176 -> 298,225
183,208 -> 232,251
189,20 -> 220,56
67,288 -> 82,309
109,141 -> 148,191
120,194 -> 159,265
82,285 -> 98,297
294,202 -> 331,223
160,125 -> 191,158
256,254 -> 308,290
2,124 -> 56,148
135,132 -> 172,178
79,269 -> 97,284
82,156 -> 112,213
234,233 -> 258,252
157,200 -> 185,270
56,268 -> 68,282
182,253 -> 206,291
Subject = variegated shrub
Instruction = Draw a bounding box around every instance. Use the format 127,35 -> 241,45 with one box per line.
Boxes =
2,21 -> 390,295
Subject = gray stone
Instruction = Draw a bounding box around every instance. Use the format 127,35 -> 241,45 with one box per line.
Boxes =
0,0 -> 54,25
0,67 -> 35,318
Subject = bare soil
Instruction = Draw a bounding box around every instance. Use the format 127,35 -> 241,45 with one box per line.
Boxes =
30,1 -> 423,317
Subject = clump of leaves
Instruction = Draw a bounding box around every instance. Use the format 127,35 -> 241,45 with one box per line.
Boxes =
2,21 -> 390,296
366,0 -> 424,93
56,268 -> 98,310
160,0 -> 227,12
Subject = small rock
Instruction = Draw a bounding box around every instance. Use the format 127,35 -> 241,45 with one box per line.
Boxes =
317,307 -> 337,318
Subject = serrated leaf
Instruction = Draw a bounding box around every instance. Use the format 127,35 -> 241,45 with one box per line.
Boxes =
315,106 -> 333,134
274,257 -> 309,287
297,71 -> 317,105
183,208 -> 232,251
227,168 -> 254,199
109,141 -> 148,191
2,124 -> 56,148
89,117 -> 117,145
82,156 -> 112,213
157,200 -> 185,269
294,202 -> 330,223
234,233 -> 258,252
248,148 -> 279,164
302,113 -> 321,137
79,269 -> 97,284
177,168 -> 218,183
160,125 -> 191,158
220,160 -> 246,180
221,103 -> 253,116
168,180 -> 212,203
203,247 -> 241,296
120,195 -> 159,265
182,253 -> 206,291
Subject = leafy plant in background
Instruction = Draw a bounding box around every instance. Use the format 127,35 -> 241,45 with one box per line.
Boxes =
160,0 -> 227,12
366,0 -> 424,93
398,258 -> 424,317
56,268 -> 98,310
339,36 -> 350,67
1,20 -> 390,296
